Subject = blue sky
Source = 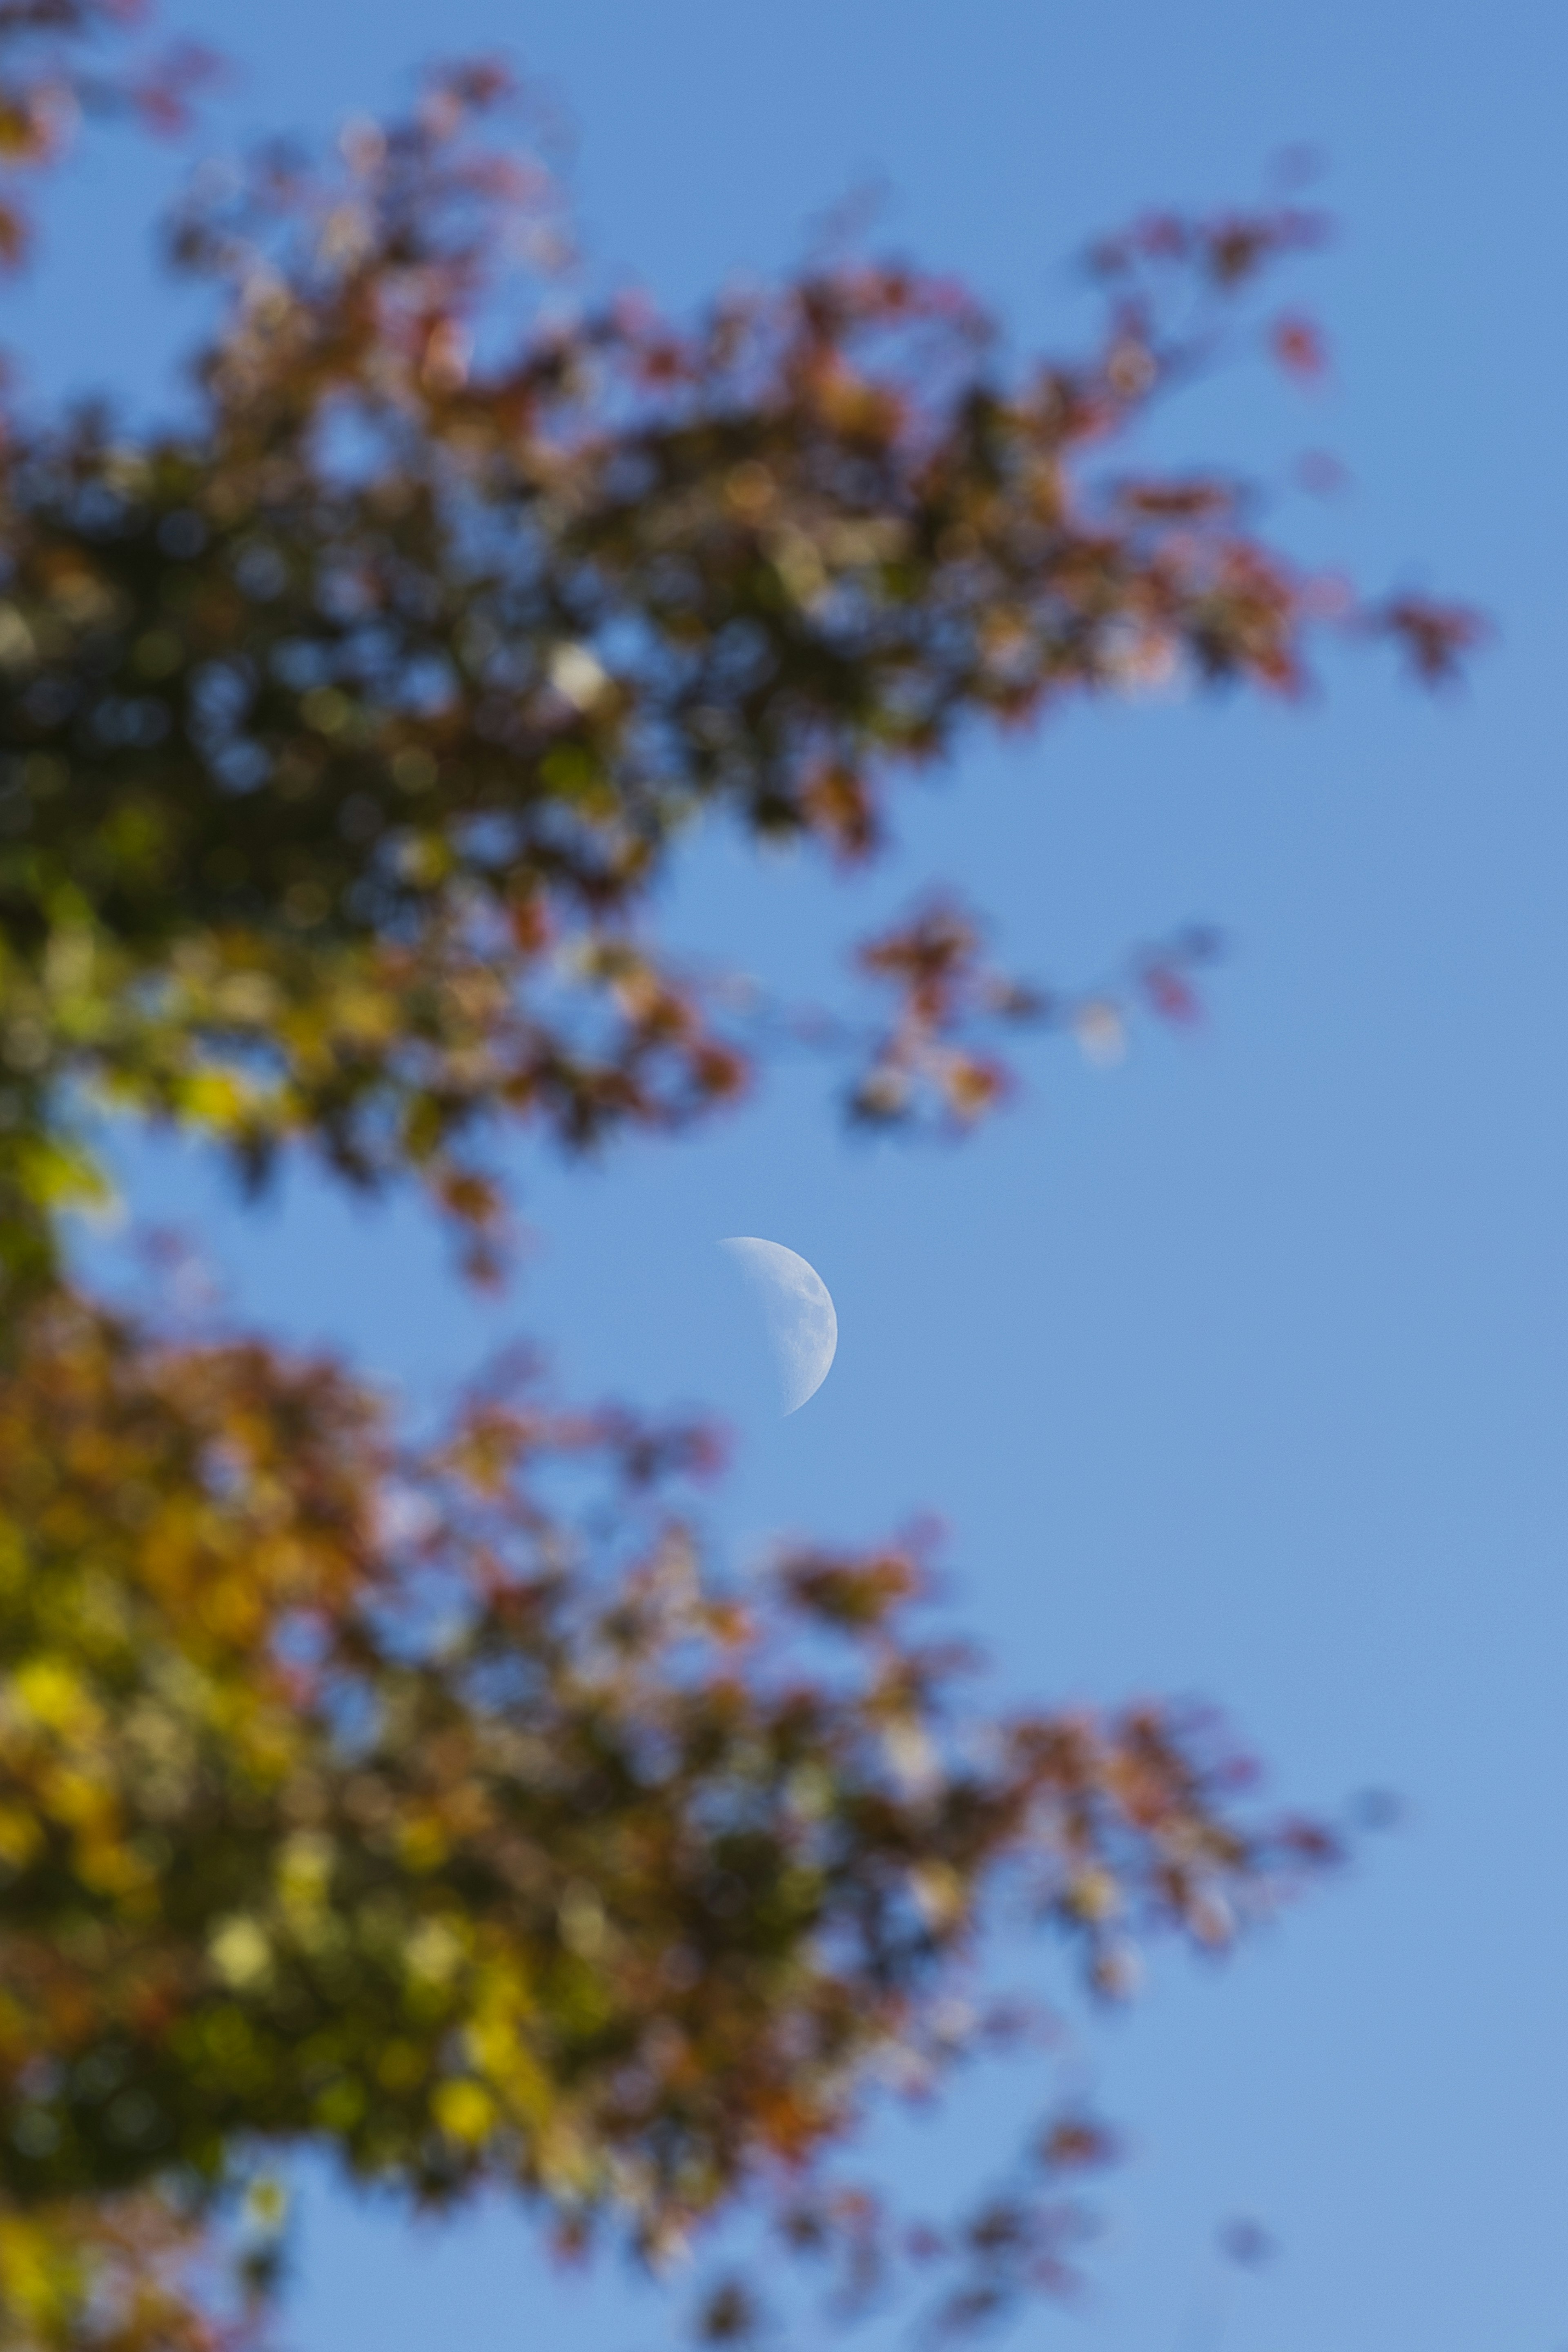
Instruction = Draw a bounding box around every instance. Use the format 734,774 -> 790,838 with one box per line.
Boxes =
23,2 -> 1568,2346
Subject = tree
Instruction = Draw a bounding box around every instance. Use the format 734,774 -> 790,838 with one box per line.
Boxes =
0,10 -> 1477,2346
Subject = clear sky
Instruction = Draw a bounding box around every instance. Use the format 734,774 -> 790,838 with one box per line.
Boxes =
23,2 -> 1568,2347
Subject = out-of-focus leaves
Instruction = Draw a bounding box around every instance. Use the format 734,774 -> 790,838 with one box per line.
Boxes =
0,55 -> 1475,1294
0,1289 -> 1337,2343
842,901 -> 1222,1125
0,5 -> 222,274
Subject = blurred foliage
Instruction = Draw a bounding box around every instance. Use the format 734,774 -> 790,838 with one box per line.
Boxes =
0,43 -> 1477,1289
0,14 -> 1472,2347
0,1293 -> 1337,2347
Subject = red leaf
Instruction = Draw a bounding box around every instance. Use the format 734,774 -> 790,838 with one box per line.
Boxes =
1270,312 -> 1327,380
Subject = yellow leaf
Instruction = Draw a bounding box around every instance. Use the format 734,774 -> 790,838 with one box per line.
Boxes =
433,2078 -> 495,2145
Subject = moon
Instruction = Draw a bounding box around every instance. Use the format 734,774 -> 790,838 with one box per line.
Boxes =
719,1238 -> 838,1415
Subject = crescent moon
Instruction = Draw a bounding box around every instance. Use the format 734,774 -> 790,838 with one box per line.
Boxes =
719,1238 -> 838,1415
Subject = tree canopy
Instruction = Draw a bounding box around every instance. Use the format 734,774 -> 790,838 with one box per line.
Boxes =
0,11 -> 1474,2348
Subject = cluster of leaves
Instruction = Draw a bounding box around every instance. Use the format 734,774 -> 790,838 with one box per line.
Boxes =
0,17 -> 1473,2348
841,900 -> 1223,1127
0,56 -> 1478,1292
0,3 -> 216,265
0,1292 -> 1335,2348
